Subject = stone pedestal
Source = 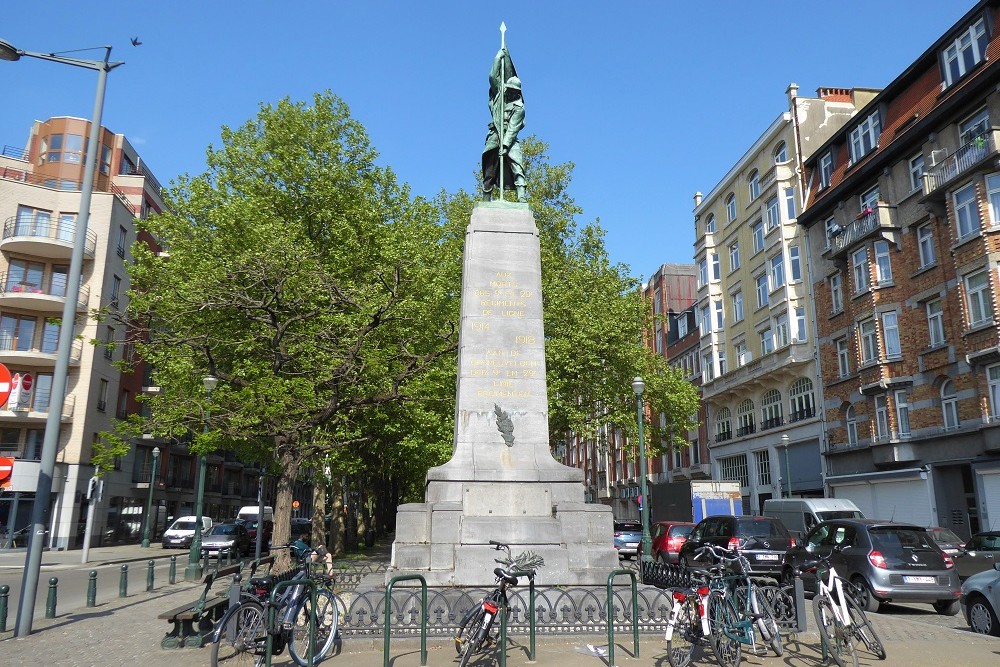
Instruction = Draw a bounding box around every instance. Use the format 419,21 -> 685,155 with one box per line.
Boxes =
388,202 -> 617,586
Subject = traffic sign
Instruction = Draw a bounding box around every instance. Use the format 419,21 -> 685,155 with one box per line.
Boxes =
0,456 -> 13,490
0,363 -> 10,407
292,500 -> 300,509
20,373 -> 32,392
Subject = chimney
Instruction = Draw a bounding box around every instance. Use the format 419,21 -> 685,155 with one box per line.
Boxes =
786,82 -> 799,105
693,191 -> 703,208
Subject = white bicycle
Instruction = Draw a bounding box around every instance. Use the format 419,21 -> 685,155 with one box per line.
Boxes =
798,551 -> 886,667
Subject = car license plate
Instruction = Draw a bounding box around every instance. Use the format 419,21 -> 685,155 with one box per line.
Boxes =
903,576 -> 936,584
626,542 -> 639,548
756,554 -> 779,561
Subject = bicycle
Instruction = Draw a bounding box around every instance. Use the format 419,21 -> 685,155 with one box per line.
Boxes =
211,542 -> 340,667
797,550 -> 886,667
664,559 -> 739,667
454,540 -> 544,667
695,543 -> 783,667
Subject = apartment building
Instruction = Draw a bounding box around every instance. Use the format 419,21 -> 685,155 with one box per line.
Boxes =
694,85 -> 873,514
0,118 -> 272,549
664,304 -> 710,481
797,0 -> 1000,539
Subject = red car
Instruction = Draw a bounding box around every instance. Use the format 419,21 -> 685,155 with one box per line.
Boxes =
651,521 -> 695,565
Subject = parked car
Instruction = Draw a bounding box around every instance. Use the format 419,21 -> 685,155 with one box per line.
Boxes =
243,518 -> 273,548
926,526 -> 965,557
200,522 -> 251,559
961,562 -> 1000,635
290,518 -> 312,543
678,515 -> 794,577
161,516 -> 213,549
782,519 -> 961,615
651,521 -> 695,565
613,520 -> 643,559
953,531 -> 1000,579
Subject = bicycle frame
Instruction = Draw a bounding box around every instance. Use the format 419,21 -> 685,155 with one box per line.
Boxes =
816,564 -> 852,630
664,583 -> 712,641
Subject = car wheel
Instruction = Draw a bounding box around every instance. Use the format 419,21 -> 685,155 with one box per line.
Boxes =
852,576 -> 881,613
933,599 -> 961,616
968,595 -> 1000,636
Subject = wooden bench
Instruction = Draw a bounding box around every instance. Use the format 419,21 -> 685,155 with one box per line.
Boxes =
159,556 -> 276,649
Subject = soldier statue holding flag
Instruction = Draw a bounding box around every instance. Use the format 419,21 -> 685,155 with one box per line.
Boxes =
482,26 -> 525,202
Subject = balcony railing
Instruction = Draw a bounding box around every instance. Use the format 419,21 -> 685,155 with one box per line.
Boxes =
760,416 -> 784,431
2,216 -> 98,257
736,424 -> 756,437
923,130 -> 997,196
715,430 -> 733,443
789,406 -> 816,422
829,203 -> 897,255
0,272 -> 89,308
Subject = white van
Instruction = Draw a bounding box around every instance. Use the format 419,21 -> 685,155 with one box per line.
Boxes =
161,515 -> 213,549
762,498 -> 864,538
237,505 -> 273,523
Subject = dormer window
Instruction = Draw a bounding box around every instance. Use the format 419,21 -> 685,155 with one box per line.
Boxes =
943,17 -> 988,87
849,111 -> 881,163
819,152 -> 833,189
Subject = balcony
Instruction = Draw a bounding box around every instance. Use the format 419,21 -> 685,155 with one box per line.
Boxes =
759,162 -> 794,193
923,130 -> 997,198
760,416 -> 784,431
705,341 -> 812,400
0,334 -> 84,366
0,393 -> 76,422
826,203 -> 899,258
0,273 -> 89,312
736,424 -> 757,437
1,215 -> 97,260
789,406 -> 816,422
715,430 -> 733,444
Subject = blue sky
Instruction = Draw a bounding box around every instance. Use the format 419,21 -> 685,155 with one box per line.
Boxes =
0,1 -> 976,281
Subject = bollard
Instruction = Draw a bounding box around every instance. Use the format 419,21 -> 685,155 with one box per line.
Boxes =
46,577 -> 58,619
87,571 -> 97,607
147,559 -> 155,592
169,555 -> 177,584
0,584 -> 8,632
119,564 -> 128,598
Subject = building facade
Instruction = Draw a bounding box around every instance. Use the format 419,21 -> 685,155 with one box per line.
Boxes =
797,0 -> 1000,539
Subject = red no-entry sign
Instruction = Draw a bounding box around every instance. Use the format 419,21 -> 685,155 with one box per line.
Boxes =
0,363 -> 11,407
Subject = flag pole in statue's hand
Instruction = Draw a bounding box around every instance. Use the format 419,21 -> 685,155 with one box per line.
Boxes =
498,21 -> 506,201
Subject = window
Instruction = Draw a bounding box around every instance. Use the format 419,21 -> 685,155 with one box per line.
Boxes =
760,327 -> 773,355
874,240 -> 893,285
711,253 -> 721,281
954,183 -> 981,239
860,185 -> 880,212
917,223 -> 936,267
849,112 -> 881,163
737,399 -> 755,436
733,290 -> 744,322
726,194 -> 737,222
846,405 -> 859,446
718,349 -> 727,375
943,17 -> 988,86
714,300 -> 724,329
44,133 -> 63,162
824,217 -> 839,249
699,259 -> 708,287
756,274 -> 769,308
715,408 -> 732,442
41,319 -> 59,354
875,395 -> 889,441
110,275 -> 122,309
988,174 -> 1000,226
784,188 -> 796,220
882,311 -> 901,358
942,380 -> 959,430
117,389 -> 130,419
860,318 -> 879,363
5,259 -> 44,293
701,304 -> 711,334
752,220 -> 764,252
775,312 -> 789,348
789,246 -> 801,282
987,364 -> 1000,422
927,299 -> 945,347
705,214 -> 717,234
97,379 -> 109,412
819,152 -> 833,189
754,450 -> 772,487
895,389 -> 911,437
15,205 -> 52,238
729,241 -> 740,271
0,314 -> 37,352
703,351 -> 715,381
852,248 -> 869,293
31,373 -> 53,413
117,226 -> 127,259
836,337 -> 851,377
677,314 -> 688,338
719,454 -> 749,487
104,326 -> 115,360
965,268 -> 993,327
769,253 -> 785,290
774,141 -> 787,164
766,196 -> 780,231
789,377 -> 815,421
748,170 -> 760,200
761,389 -> 782,428
909,154 -> 925,192
794,306 -> 807,342
736,340 -> 749,366
960,108 -> 990,144
830,273 -> 843,313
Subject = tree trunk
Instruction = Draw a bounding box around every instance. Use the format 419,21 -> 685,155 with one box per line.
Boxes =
329,476 -> 345,556
312,483 -> 326,549
272,444 -> 301,570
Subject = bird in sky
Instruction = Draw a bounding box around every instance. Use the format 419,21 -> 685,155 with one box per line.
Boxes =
130,37 -> 142,46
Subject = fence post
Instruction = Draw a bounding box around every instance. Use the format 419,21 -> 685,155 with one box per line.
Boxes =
45,577 -> 58,619
507,569 -> 537,662
606,569 -> 639,667
169,555 -> 177,584
147,559 -> 155,592
87,570 -> 97,607
0,584 -> 8,631
119,564 -> 128,598
384,575 -> 427,667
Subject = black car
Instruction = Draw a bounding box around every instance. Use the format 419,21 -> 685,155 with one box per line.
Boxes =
953,531 -> 1000,579
678,515 -> 794,576
290,518 -> 312,543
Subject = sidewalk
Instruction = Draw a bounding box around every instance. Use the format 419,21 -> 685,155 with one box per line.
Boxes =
0,542 -> 180,571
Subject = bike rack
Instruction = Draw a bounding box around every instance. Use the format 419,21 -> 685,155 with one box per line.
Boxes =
383,574 -> 427,667
266,577 -> 317,667
606,569 -> 639,667
497,568 -> 537,666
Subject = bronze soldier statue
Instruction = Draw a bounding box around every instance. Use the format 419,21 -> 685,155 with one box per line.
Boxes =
482,47 -> 525,202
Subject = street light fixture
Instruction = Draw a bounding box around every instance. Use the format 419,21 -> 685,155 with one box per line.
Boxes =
185,375 -> 218,581
781,433 -> 792,498
631,376 -> 652,563
3,37 -> 124,638
141,447 -> 161,547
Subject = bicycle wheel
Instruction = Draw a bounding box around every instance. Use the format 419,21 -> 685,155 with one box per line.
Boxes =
212,600 -> 268,667
813,594 -> 858,667
708,592 -> 743,667
751,587 -> 783,657
665,597 -> 698,667
457,607 -> 487,667
845,591 -> 886,660
288,588 -> 339,666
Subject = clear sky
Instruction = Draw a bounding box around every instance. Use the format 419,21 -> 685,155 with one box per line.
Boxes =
0,1 -> 977,281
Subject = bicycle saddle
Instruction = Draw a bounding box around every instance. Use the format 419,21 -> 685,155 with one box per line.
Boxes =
494,568 -> 518,585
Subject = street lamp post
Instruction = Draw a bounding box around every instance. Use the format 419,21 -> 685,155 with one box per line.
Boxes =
2,37 -> 124,638
185,376 -> 218,581
141,447 -> 161,547
781,433 -> 792,498
631,377 -> 652,563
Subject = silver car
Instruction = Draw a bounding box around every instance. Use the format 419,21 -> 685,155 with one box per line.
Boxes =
961,562 -> 1000,635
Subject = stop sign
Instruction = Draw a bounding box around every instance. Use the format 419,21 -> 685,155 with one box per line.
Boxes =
0,363 -> 10,407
